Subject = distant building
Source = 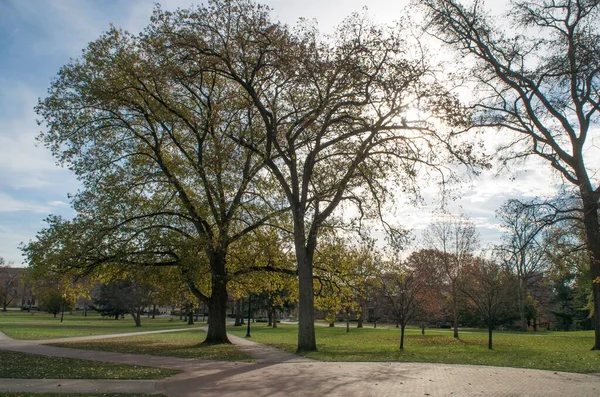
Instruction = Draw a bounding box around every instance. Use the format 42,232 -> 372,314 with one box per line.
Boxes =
0,266 -> 36,310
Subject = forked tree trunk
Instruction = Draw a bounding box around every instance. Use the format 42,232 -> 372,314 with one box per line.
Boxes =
132,311 -> 142,327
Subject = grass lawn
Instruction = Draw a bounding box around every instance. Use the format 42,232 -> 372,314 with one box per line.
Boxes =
50,329 -> 252,362
0,350 -> 179,379
0,311 -> 198,340
228,324 -> 600,373
2,394 -> 166,397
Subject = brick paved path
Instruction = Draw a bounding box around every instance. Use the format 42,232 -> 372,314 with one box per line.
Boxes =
1,329 -> 598,396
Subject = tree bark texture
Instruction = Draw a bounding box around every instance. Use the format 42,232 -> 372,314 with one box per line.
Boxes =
202,254 -> 231,344
296,245 -> 317,352
580,189 -> 600,350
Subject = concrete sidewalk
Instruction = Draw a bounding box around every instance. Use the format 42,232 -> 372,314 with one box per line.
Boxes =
1,329 -> 599,396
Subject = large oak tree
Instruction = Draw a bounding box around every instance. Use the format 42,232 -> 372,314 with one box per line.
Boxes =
33,19 -> 282,344
156,0 -> 475,352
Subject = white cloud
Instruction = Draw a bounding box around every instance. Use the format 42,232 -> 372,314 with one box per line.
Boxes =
0,80 -> 79,190
0,193 -> 50,213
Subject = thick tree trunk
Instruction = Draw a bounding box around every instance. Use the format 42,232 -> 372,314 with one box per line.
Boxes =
268,309 -> 273,327
357,317 -> 363,328
272,308 -> 278,329
296,244 -> 317,352
203,256 -> 231,344
152,304 -> 156,319
488,321 -> 493,350
328,321 -> 335,327
580,189 -> 600,350
132,312 -> 142,327
400,323 -> 406,350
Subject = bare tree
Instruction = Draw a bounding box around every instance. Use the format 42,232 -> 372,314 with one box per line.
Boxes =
378,260 -> 426,350
422,0 -> 600,349
496,199 -> 552,330
423,213 -> 479,338
460,256 -> 518,349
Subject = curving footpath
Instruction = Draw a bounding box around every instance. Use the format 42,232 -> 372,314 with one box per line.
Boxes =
0,328 -> 599,396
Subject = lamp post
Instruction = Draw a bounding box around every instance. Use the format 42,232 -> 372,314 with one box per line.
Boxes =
245,294 -> 252,337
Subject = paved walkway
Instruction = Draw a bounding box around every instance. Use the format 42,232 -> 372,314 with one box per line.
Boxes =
0,328 -> 599,396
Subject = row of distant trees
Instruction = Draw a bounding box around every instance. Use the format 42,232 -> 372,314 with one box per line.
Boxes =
18,0 -> 600,353
13,194 -> 593,351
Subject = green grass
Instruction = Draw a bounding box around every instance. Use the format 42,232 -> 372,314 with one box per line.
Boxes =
0,311 -> 198,340
228,324 -> 600,373
1,394 -> 165,397
50,329 -> 252,362
0,350 -> 179,379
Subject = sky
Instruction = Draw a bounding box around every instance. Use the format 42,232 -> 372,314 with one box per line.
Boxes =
0,0 -> 562,266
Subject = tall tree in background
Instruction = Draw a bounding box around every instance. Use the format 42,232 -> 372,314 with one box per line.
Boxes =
460,256 -> 518,349
423,214 -> 479,338
313,237 -> 376,331
422,0 -> 600,349
404,249 -> 447,325
497,199 -> 551,331
159,0 -> 476,352
377,252 -> 427,350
